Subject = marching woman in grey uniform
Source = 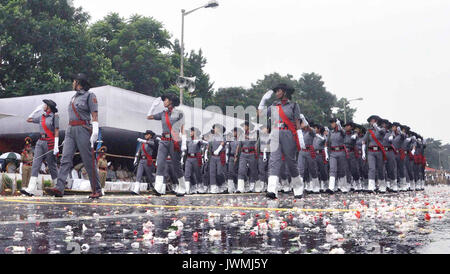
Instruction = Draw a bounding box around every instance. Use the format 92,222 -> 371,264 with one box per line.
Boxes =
355,125 -> 368,190
313,124 -> 329,192
391,122 -> 405,191
147,93 -> 185,197
381,120 -> 398,192
237,121 -> 258,193
361,115 -> 387,193
21,100 -> 60,196
132,130 -> 158,195
46,73 -> 102,199
412,132 -> 424,191
258,83 -> 303,199
402,127 -> 416,191
226,127 -> 243,193
208,124 -> 227,194
298,117 -> 321,194
327,118 -> 347,193
256,125 -> 271,193
200,130 -> 213,194
398,125 -> 412,191
183,127 -> 208,194
343,122 -> 359,192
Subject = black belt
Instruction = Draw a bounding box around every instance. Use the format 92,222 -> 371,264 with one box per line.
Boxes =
369,146 -> 380,151
140,156 -> 147,160
331,146 -> 344,151
346,147 -> 355,152
315,149 -> 324,154
162,133 -> 171,138
189,153 -> 200,157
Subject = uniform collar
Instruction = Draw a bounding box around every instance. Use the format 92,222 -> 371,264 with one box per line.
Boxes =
76,89 -> 87,96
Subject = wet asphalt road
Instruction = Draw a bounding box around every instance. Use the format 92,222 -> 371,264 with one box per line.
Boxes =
0,185 -> 449,254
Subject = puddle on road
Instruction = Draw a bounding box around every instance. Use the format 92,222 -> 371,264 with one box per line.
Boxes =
0,185 -> 448,254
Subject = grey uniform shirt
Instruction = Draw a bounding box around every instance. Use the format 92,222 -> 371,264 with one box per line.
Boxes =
69,90 -> 98,122
363,126 -> 386,147
138,139 -> 157,158
32,112 -> 59,134
153,109 -> 184,136
303,128 -> 315,147
392,132 -> 405,150
344,131 -> 356,149
327,128 -> 345,147
382,130 -> 394,147
240,131 -> 258,150
313,134 -> 326,151
187,140 -> 203,155
266,100 -> 301,129
209,133 -> 225,152
228,140 -> 240,156
356,135 -> 364,150
258,133 -> 271,153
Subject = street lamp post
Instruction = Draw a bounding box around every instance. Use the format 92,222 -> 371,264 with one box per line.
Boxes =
180,0 -> 219,105
343,98 -> 363,124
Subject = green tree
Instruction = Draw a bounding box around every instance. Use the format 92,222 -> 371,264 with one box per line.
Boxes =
0,0 -> 128,98
333,98 -> 357,124
88,13 -> 176,97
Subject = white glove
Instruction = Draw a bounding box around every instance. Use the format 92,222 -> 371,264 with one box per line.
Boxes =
388,135 -> 394,141
297,130 -> 306,149
362,144 -> 366,161
258,90 -> 274,110
315,134 -> 325,141
181,153 -> 185,165
406,137 -> 411,142
53,137 -> 59,155
156,137 -> 161,141
89,122 -> 99,148
19,163 -> 23,175
214,145 -> 223,156
137,138 -> 147,143
324,127 -> 330,133
181,135 -> 187,152
204,153 -> 209,163
373,122 -> 378,128
411,149 -> 416,155
133,157 -> 138,166
325,147 -> 329,161
397,127 -> 401,135
147,97 -> 163,116
28,104 -> 45,118
411,136 -> 416,141
263,148 -> 268,162
351,134 -> 357,140
300,114 -> 309,127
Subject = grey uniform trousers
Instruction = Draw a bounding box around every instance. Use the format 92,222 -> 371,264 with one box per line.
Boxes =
136,160 -> 155,183
368,150 -> 385,181
384,151 -> 397,182
209,155 -> 225,187
315,154 -> 328,182
227,156 -> 238,182
185,157 -> 202,185
238,153 -> 258,182
404,158 -> 414,182
56,125 -> 101,194
345,152 -> 360,182
31,140 -> 58,179
357,156 -> 368,180
268,130 -> 300,178
298,151 -> 318,180
329,150 -> 347,179
156,141 -> 183,179
395,154 -> 405,180
258,154 -> 269,182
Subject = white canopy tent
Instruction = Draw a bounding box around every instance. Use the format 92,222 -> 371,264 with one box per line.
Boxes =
0,86 -> 249,156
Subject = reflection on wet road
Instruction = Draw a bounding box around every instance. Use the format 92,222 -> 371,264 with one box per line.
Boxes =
0,185 -> 448,254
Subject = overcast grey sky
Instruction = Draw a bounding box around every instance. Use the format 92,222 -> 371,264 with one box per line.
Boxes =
73,0 -> 450,143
